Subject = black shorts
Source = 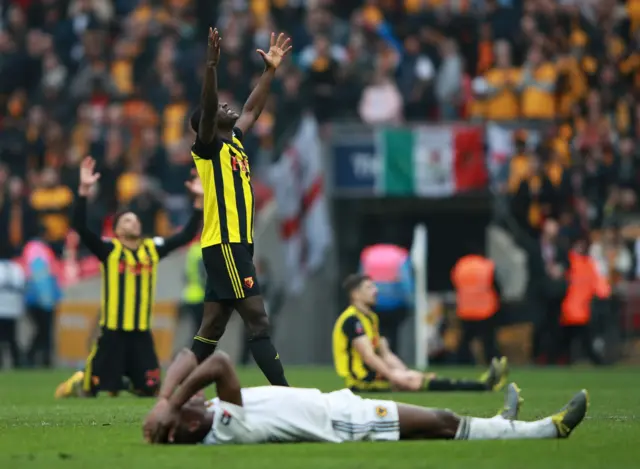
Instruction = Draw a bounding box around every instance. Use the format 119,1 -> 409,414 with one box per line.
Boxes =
203,243 -> 261,302
84,329 -> 160,396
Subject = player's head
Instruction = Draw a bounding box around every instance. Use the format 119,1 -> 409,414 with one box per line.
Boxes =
190,104 -> 239,134
113,210 -> 142,240
170,399 -> 212,445
343,273 -> 377,307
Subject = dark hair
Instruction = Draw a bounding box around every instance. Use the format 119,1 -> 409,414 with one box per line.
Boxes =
112,209 -> 133,231
342,274 -> 371,296
190,107 -> 201,133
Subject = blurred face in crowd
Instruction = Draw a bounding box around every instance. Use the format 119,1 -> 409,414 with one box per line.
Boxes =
40,167 -> 58,188
314,35 -> 331,57
527,46 -> 543,67
494,41 -> 511,68
542,219 -> 559,241
352,278 -> 378,308
115,212 -> 142,240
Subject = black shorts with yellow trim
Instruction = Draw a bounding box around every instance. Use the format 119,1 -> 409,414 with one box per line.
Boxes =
203,243 -> 261,302
84,329 -> 160,396
347,371 -> 393,393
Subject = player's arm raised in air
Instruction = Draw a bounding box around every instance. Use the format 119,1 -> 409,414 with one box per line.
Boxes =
153,173 -> 204,259
73,156 -> 113,262
234,32 -> 292,135
198,27 -> 221,145
169,352 -> 242,410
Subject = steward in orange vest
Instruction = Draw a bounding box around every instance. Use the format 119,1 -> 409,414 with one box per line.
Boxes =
553,237 -> 609,365
451,245 -> 501,365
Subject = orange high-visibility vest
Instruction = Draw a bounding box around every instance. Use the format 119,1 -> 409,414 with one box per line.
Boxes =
560,251 -> 611,326
451,255 -> 498,321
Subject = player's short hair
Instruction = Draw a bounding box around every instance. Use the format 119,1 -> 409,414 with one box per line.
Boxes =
190,107 -> 202,133
112,209 -> 134,231
342,274 -> 371,296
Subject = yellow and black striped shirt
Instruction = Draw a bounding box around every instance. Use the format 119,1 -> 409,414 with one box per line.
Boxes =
191,127 -> 255,248
332,305 -> 381,385
73,196 -> 202,332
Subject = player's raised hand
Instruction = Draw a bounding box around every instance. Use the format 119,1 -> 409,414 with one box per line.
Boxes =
79,156 -> 100,196
257,32 -> 292,70
207,27 -> 221,66
185,169 -> 204,209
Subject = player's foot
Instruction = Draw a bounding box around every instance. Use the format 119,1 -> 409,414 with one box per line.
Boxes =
551,390 -> 589,438
54,371 -> 85,399
480,357 -> 508,391
496,382 -> 523,420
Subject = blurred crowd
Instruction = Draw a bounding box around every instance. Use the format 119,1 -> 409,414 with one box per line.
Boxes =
1,0 -> 639,263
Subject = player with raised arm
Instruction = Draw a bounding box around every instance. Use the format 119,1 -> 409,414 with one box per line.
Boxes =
161,27 -> 293,396
143,351 -> 588,445
55,156 -> 203,398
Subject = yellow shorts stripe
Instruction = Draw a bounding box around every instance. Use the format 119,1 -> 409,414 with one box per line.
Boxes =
194,335 -> 218,345
222,244 -> 244,299
83,342 -> 99,392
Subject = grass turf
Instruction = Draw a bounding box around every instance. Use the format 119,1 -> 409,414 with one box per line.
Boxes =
1,366 -> 639,468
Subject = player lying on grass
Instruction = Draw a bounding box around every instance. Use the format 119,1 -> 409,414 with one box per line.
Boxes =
143,351 -> 588,445
333,274 -> 508,392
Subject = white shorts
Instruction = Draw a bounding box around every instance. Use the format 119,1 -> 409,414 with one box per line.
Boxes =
325,389 -> 400,442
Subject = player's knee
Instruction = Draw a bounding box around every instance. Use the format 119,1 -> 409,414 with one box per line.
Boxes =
246,314 -> 270,339
433,410 -> 460,439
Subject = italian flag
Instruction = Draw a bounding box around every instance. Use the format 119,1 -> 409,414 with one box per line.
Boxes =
377,125 -> 487,197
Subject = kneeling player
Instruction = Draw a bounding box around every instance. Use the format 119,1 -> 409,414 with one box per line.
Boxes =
143,351 -> 587,445
333,274 -> 507,393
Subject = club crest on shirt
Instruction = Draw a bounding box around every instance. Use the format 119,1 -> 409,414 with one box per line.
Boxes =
375,406 -> 387,418
221,410 -> 232,426
244,277 -> 254,289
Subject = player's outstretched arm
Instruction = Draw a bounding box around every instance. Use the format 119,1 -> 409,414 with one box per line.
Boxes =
73,156 -> 112,261
235,32 -> 292,135
154,173 -> 204,259
198,27 -> 221,145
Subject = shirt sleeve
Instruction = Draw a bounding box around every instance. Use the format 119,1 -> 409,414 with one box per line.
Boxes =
72,196 -> 114,262
192,136 -> 223,160
153,209 -> 203,259
342,316 -> 366,341
232,127 -> 244,142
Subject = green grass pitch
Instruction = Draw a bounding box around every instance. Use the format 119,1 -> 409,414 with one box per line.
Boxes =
1,366 -> 640,469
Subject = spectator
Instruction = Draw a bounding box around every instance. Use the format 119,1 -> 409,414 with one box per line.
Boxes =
518,45 -> 557,120
0,246 -> 25,369
435,39 -> 463,120
29,167 -> 73,256
358,71 -> 403,125
477,40 -> 519,121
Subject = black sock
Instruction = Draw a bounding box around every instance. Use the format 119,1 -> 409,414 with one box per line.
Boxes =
191,336 -> 218,363
249,337 -> 289,386
425,377 -> 489,392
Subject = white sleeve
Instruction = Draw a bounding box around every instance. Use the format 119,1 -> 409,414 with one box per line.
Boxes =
212,401 -> 251,444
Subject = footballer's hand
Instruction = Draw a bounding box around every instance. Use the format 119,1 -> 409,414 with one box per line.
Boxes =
207,27 -> 221,66
257,32 -> 292,70
79,156 -> 101,196
144,398 -> 178,444
185,169 -> 204,209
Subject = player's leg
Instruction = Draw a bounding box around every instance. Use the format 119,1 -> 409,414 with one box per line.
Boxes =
126,331 -> 162,397
420,357 -> 508,392
227,243 -> 288,386
55,330 -> 125,398
191,245 -> 237,363
399,383 -> 588,441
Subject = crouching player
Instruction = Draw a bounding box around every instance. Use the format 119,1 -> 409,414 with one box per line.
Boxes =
143,350 -> 587,445
333,274 -> 508,392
